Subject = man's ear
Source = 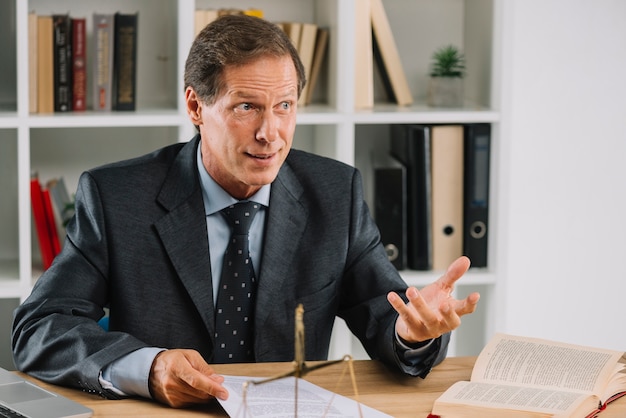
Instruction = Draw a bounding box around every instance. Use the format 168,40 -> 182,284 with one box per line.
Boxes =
185,87 -> 202,125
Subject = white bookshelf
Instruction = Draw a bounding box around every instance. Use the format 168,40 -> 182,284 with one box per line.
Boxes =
0,0 -> 502,366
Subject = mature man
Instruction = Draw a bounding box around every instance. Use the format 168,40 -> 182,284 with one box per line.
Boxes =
12,14 -> 479,408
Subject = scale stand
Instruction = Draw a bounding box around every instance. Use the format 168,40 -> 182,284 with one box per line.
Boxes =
238,304 -> 363,418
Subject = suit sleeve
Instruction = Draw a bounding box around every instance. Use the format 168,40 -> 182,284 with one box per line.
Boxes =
12,171 -> 148,398
338,168 -> 449,378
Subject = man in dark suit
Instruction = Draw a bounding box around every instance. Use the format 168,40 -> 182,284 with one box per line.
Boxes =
12,14 -> 480,408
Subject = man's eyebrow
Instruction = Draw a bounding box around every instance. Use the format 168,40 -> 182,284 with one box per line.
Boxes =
229,88 -> 298,100
230,90 -> 257,99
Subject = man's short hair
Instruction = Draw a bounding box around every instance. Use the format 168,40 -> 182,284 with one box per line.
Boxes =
184,14 -> 306,104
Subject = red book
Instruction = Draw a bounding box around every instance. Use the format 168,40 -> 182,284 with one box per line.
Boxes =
31,176 -> 56,270
42,188 -> 61,256
71,17 -> 87,111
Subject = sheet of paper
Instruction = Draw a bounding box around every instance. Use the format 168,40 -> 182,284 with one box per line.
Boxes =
218,375 -> 392,417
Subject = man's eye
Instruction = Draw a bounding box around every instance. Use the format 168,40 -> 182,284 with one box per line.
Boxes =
280,102 -> 291,110
237,103 -> 253,111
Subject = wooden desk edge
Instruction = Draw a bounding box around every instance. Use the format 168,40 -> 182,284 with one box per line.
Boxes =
14,357 -> 626,417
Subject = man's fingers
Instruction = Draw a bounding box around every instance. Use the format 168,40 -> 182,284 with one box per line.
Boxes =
388,288 -> 437,323
451,292 -> 481,316
149,349 -> 229,408
438,256 -> 471,288
462,292 -> 481,314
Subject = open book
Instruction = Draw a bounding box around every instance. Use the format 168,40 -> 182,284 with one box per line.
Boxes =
431,333 -> 626,417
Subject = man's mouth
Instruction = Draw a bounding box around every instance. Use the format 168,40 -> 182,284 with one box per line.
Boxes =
248,153 -> 274,159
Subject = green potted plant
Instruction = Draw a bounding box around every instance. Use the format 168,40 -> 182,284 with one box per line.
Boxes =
427,44 -> 466,107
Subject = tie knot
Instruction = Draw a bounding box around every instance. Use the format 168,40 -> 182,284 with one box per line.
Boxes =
221,201 -> 260,235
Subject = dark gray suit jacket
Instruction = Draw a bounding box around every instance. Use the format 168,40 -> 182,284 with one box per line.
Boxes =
12,135 -> 448,398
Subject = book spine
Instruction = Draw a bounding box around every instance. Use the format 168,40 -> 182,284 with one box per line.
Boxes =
93,13 -> 114,111
71,18 -> 87,112
431,125 -> 464,271
53,14 -> 72,112
31,176 -> 55,270
42,188 -> 61,256
47,177 -> 75,227
390,124 -> 432,270
305,27 -> 329,105
463,124 -> 491,268
28,12 -> 38,113
370,0 -> 413,106
374,167 -> 407,270
112,13 -> 139,111
296,22 -> 318,106
37,15 -> 54,114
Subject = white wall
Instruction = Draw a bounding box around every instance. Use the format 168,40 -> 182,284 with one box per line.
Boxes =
498,0 -> 626,351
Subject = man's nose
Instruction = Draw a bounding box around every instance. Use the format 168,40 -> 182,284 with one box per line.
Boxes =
255,111 -> 279,142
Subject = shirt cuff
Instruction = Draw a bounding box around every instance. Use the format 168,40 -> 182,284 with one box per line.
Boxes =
99,347 -> 166,398
394,329 -> 435,361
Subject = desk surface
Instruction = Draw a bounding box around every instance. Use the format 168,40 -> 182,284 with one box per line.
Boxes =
17,357 -> 626,417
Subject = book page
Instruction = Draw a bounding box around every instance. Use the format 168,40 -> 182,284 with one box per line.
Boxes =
433,380 -> 596,417
218,375 -> 391,418
473,333 -> 624,394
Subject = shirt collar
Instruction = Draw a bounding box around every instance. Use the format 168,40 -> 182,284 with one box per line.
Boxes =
196,143 -> 271,216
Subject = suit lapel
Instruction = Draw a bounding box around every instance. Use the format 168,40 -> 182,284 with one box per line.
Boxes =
153,137 -> 217,338
255,161 -> 308,330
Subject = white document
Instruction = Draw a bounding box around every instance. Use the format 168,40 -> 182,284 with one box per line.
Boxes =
218,375 -> 392,418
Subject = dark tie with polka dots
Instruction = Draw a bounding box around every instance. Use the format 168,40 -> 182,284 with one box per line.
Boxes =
214,201 -> 260,363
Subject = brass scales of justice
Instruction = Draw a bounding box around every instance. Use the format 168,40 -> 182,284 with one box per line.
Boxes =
235,304 -> 364,417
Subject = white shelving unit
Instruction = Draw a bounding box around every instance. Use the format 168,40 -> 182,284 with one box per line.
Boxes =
0,0 -> 501,367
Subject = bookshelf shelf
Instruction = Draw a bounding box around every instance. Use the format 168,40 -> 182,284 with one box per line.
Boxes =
352,108 -> 500,124
0,0 -> 502,366
26,112 -> 187,128
0,119 -> 19,129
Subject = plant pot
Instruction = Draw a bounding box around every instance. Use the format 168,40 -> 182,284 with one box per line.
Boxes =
427,76 -> 464,107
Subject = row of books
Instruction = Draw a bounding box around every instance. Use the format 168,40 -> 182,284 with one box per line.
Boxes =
194,8 -> 329,107
29,11 -> 138,113
374,123 -> 491,271
356,0 -> 413,108
30,175 -> 74,270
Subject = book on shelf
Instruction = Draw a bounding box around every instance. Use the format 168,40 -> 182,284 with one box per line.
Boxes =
71,17 -> 87,111
93,13 -> 114,111
52,14 -> 72,112
374,164 -> 407,270
431,333 -> 626,418
28,12 -> 38,113
390,124 -> 432,270
370,0 -> 413,106
46,177 -> 75,229
296,22 -> 318,106
42,188 -> 61,256
30,174 -> 60,270
430,125 -> 464,271
304,27 -> 329,106
112,12 -> 138,111
36,15 -> 54,114
354,0 -> 374,109
463,123 -> 491,268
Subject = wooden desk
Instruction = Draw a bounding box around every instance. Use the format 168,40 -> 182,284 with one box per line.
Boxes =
17,357 -> 626,417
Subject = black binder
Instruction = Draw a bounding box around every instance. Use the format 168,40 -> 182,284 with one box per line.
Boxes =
374,166 -> 407,270
463,124 -> 491,268
390,125 -> 432,270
